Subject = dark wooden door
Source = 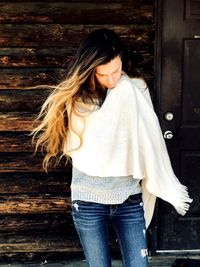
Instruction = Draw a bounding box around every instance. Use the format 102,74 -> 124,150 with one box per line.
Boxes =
155,0 -> 200,253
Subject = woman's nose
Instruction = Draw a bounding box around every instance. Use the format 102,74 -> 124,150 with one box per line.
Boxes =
107,75 -> 114,83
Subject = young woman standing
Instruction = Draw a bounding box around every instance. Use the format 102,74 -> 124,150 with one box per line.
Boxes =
32,28 -> 192,267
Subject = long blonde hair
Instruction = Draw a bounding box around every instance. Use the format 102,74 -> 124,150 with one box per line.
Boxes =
32,28 -> 137,171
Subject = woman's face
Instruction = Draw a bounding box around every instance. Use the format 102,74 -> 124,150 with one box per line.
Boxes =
95,56 -> 122,89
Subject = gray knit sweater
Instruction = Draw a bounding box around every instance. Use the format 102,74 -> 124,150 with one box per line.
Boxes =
71,167 -> 141,204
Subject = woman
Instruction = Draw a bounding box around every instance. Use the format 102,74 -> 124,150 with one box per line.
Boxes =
32,28 -> 192,267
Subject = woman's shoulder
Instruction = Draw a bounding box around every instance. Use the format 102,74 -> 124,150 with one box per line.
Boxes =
120,75 -> 147,92
131,77 -> 147,92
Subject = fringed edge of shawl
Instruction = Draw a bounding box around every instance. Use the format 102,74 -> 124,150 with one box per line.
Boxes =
144,178 -> 193,217
172,183 -> 193,215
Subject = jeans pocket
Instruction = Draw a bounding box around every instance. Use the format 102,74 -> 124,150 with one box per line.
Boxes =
72,200 -> 89,206
72,200 -> 90,216
126,193 -> 142,205
72,200 -> 100,216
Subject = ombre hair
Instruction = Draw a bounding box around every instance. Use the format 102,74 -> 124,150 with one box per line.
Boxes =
32,28 -> 138,171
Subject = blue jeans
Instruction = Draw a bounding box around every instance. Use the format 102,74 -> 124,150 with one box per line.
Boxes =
72,193 -> 148,267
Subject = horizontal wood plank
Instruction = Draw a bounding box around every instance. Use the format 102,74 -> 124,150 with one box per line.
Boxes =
1,0 -> 153,2
0,214 -> 75,234
0,152 -> 70,172
0,90 -> 50,112
0,252 -> 84,263
0,194 -> 70,214
0,69 -> 62,89
0,25 -> 154,48
0,2 -> 154,24
0,132 -> 33,152
0,47 -> 73,68
0,172 -> 71,194
0,112 -> 38,131
0,89 -> 50,112
0,234 -> 81,252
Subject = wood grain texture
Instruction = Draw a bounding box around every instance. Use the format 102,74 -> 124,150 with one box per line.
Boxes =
0,25 -> 154,48
0,90 -> 50,112
0,152 -> 70,172
0,48 -> 73,68
0,214 -> 74,234
0,194 -> 70,214
0,234 -> 81,252
0,2 -> 154,24
0,112 -> 38,131
0,0 -> 155,259
0,132 -> 33,152
0,172 -> 71,193
0,69 -> 62,89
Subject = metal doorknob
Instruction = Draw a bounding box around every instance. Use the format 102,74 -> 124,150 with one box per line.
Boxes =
164,130 -> 173,139
164,112 -> 174,121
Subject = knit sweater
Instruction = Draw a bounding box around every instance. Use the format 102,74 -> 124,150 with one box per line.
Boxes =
71,167 -> 141,204
64,75 -> 192,227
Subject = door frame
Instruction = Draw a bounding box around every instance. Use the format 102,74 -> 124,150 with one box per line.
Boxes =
147,0 -> 162,255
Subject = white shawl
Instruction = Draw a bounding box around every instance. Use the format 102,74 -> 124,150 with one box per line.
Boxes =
65,75 -> 192,227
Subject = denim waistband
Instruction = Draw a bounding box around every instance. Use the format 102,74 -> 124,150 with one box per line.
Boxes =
126,193 -> 142,201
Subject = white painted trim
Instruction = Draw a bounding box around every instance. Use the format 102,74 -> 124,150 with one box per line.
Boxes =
157,249 -> 200,254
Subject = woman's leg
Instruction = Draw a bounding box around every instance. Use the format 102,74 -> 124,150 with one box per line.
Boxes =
111,194 -> 148,267
72,200 -> 111,267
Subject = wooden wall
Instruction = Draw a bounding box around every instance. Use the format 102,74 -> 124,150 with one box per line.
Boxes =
0,0 -> 155,262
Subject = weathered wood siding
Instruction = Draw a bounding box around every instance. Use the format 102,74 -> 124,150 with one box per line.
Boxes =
0,0 -> 155,262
